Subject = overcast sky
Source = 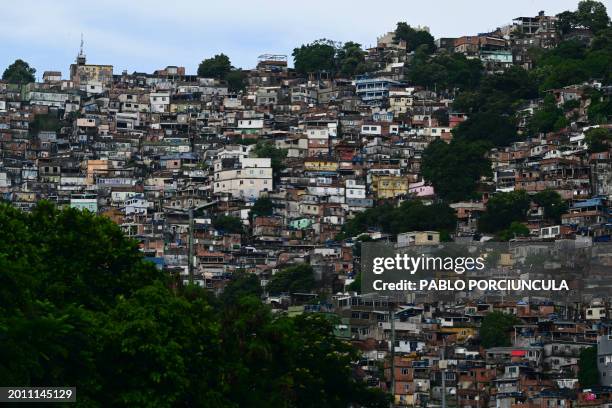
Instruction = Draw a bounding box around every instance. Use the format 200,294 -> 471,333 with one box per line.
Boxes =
0,0 -> 596,79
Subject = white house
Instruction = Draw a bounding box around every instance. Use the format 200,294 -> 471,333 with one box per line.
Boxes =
213,157 -> 272,200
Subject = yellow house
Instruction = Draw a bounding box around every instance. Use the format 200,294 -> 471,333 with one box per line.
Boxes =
371,175 -> 408,199
70,63 -> 113,85
440,326 -> 477,343
397,231 -> 440,246
304,159 -> 338,172
499,253 -> 514,267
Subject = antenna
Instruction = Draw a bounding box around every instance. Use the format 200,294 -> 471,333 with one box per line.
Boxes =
76,33 -> 86,65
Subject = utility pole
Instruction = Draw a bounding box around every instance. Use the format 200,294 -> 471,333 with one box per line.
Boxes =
188,207 -> 194,284
389,297 -> 395,408
441,337 -> 446,408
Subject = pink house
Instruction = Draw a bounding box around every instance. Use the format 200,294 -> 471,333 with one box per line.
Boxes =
409,181 -> 435,198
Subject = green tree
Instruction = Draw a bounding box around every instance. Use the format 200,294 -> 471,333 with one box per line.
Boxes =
421,139 -> 492,201
253,140 -> 288,174
213,215 -> 243,234
0,202 -> 166,401
529,94 -> 568,135
578,347 -> 599,387
394,23 -> 435,53
575,0 -> 610,34
585,127 -> 611,152
407,53 -> 483,91
250,196 -> 274,218
497,221 -> 530,241
101,283 -> 223,406
266,264 -> 315,294
218,298 -> 389,407
220,271 -> 262,305
336,41 -> 368,76
533,190 -> 568,223
30,113 -> 62,135
530,38 -> 611,92
292,39 -> 337,75
226,69 -> 247,92
557,10 -> 578,36
480,311 -> 520,348
197,53 -> 232,79
0,202 -> 389,407
556,1 -> 610,35
342,200 -> 457,237
347,273 -> 361,293
432,108 -> 450,126
2,59 -> 36,84
453,112 -> 518,147
454,66 -> 537,114
479,191 -> 531,234
587,89 -> 612,124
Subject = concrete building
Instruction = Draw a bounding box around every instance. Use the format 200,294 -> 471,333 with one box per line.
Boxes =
213,157 -> 272,200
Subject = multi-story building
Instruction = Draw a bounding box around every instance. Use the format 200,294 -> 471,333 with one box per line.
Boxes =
213,157 -> 272,200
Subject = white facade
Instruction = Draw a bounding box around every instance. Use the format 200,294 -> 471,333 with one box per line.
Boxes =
345,179 -> 366,199
213,157 -> 272,200
150,92 -> 170,113
124,196 -> 149,215
361,124 -> 382,135
237,119 -> 264,129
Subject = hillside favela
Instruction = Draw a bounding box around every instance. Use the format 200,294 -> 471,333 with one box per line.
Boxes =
1,1 -> 612,407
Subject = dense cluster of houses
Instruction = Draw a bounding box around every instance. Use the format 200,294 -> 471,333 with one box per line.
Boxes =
1,9 -> 611,407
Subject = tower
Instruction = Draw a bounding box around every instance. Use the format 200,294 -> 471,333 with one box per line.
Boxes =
76,33 -> 86,65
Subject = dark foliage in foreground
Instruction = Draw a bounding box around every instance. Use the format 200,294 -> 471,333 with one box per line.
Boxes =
0,202 -> 388,407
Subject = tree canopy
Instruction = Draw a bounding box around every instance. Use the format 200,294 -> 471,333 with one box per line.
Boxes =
533,189 -> 568,223
480,311 -> 521,348
421,139 -> 492,202
292,39 -> 373,76
197,53 -> 232,79
250,196 -> 274,218
253,140 -> 288,174
585,127 -> 612,152
528,94 -> 569,136
292,39 -> 338,75
2,59 -> 36,84
0,202 -> 389,407
453,66 -> 539,115
226,69 -> 247,92
342,200 -> 457,238
557,0 -> 610,35
478,191 -> 531,234
394,23 -> 435,53
407,53 -> 483,92
213,215 -> 244,234
452,112 -> 519,147
336,41 -> 370,77
578,347 -> 599,388
266,263 -> 316,294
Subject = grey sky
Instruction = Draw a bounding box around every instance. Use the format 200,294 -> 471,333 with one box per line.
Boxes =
0,0 -> 597,79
